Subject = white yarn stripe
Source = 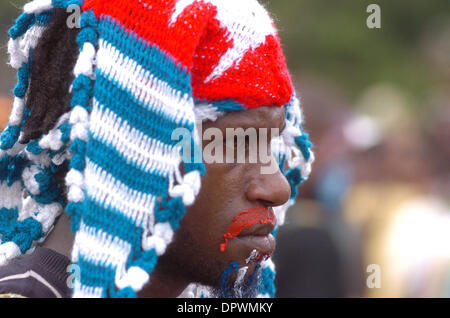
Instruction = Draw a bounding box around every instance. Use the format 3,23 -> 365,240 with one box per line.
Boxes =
74,42 -> 96,78
171,0 -> 277,83
20,25 -> 47,61
96,40 -> 195,124
115,266 -> 149,292
9,98 -> 25,126
84,159 -> 157,228
8,25 -> 46,69
38,111 -> 71,151
25,149 -> 51,166
74,221 -> 132,271
0,181 -> 23,210
273,199 -> 293,227
0,242 -> 21,266
21,197 -> 63,233
90,101 -> 181,175
23,0 -> 53,14
169,170 -> 201,206
203,0 -> 277,83
22,165 -> 41,195
65,31 -> 96,242
194,103 -> 224,122
72,281 -> 104,298
261,257 -> 275,272
5,139 -> 26,157
39,127 -> 63,151
142,222 -> 174,255
8,38 -> 25,69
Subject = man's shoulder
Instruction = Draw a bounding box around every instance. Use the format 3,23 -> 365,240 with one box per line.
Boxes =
0,247 -> 72,298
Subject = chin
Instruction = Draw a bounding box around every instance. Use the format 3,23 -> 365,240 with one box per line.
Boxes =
210,260 -> 262,298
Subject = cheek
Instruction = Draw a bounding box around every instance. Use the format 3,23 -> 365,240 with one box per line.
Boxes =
180,176 -> 229,250
179,162 -> 251,257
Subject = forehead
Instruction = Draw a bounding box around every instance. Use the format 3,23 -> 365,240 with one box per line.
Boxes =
202,106 -> 285,130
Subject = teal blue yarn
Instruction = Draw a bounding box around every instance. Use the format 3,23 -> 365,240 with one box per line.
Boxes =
87,135 -> 169,194
194,98 -> 246,113
0,208 -> 43,254
76,10 -> 100,46
80,10 -> 98,29
98,17 -> 192,95
3,155 -> 28,186
76,254 -> 115,291
33,171 -> 62,204
52,0 -> 83,8
65,202 -> 82,232
94,72 -> 193,145
13,63 -> 30,98
35,11 -> 53,25
155,197 -> 186,230
113,287 -> 136,298
76,27 -> 99,47
0,208 -> 18,233
8,12 -> 35,39
258,267 -> 275,297
59,122 -> 71,144
26,139 -> 43,155
285,168 -> 304,199
278,154 -> 286,174
69,139 -> 87,171
82,196 -> 142,246
132,249 -> 158,273
295,129 -> 313,162
13,218 -> 43,253
271,226 -> 278,237
71,75 -> 93,108
219,262 -> 239,298
0,125 -> 20,151
0,155 -> 13,181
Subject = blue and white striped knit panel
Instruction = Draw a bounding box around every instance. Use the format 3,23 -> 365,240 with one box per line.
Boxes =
71,16 -> 198,297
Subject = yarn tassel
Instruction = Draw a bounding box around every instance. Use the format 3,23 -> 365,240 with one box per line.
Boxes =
65,9 -> 98,232
0,5 -> 55,265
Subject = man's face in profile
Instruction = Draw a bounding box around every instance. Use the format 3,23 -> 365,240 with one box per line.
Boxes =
155,106 -> 291,297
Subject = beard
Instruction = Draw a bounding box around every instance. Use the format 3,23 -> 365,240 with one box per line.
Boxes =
210,262 -> 262,298
156,224 -> 262,298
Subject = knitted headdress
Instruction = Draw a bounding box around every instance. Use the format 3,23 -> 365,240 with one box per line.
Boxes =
0,0 -> 313,298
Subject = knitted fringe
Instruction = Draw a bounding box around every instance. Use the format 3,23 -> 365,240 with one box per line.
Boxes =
0,4 -> 77,266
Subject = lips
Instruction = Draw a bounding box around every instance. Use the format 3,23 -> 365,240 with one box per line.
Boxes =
236,233 -> 276,256
238,221 -> 275,237
219,206 -> 277,253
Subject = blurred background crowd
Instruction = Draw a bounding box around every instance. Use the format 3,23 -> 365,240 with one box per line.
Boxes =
0,0 -> 449,297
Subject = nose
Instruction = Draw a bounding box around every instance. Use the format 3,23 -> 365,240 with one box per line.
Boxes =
245,161 -> 291,207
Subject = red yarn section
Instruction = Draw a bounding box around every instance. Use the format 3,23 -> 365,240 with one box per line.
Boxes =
83,0 -> 294,109
193,33 -> 294,108
83,0 -> 215,70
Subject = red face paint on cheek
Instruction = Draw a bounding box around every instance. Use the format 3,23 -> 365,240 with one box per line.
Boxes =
219,206 -> 276,252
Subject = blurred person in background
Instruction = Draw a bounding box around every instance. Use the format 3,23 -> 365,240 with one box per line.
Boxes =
274,79 -> 365,298
344,91 -> 450,297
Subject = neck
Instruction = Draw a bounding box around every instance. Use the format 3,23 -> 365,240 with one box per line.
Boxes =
41,212 -> 74,260
138,266 -> 190,298
42,212 -> 189,298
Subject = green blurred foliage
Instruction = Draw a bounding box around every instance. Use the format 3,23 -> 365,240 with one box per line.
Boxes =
262,0 -> 449,106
